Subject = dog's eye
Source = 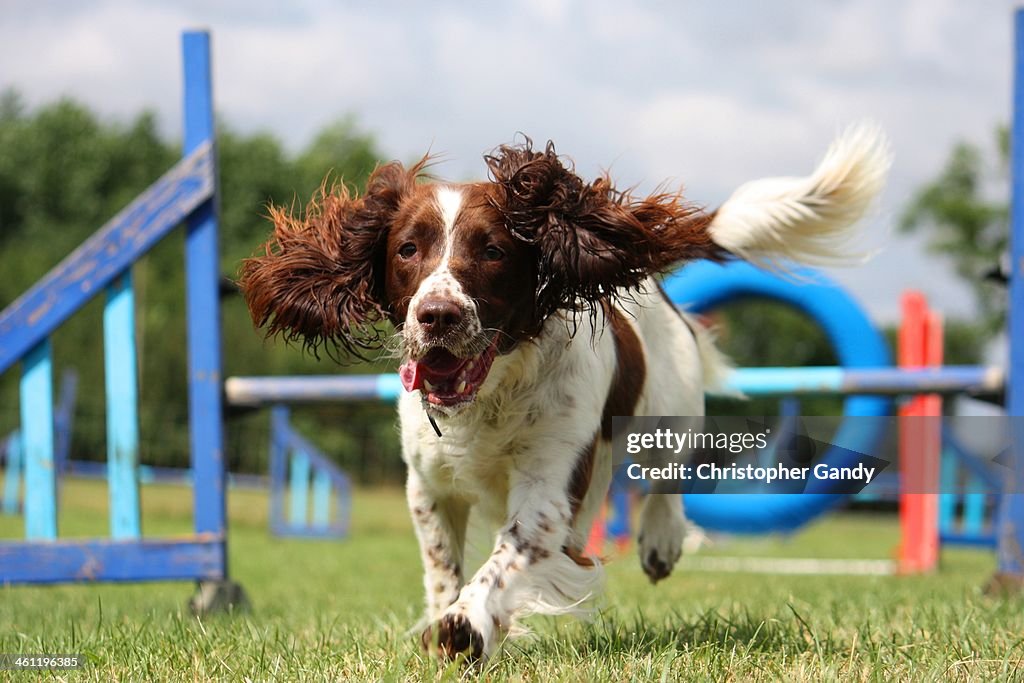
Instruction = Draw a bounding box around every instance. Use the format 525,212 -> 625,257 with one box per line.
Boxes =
398,242 -> 417,259
483,245 -> 505,261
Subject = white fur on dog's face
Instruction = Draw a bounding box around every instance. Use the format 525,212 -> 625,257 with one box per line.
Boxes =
387,184 -> 538,413
401,188 -> 483,356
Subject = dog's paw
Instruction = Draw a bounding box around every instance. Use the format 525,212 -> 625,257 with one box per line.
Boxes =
421,612 -> 486,663
641,547 -> 676,583
637,496 -> 685,584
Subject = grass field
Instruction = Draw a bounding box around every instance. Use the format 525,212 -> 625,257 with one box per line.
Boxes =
2,479 -> 1023,681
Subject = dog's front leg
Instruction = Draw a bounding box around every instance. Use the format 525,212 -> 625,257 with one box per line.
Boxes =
425,445 -> 604,662
406,469 -> 470,626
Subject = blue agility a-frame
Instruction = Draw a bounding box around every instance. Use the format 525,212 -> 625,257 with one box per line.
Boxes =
268,405 -> 352,539
0,31 -> 244,611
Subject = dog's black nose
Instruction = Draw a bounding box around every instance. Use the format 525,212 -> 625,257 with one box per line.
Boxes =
416,299 -> 463,336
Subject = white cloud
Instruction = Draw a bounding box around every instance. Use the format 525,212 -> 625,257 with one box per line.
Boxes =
522,0 -> 572,27
629,92 -> 817,197
1,2 -> 185,126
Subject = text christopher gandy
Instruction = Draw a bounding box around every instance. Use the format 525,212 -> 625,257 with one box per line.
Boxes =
626,461 -> 878,484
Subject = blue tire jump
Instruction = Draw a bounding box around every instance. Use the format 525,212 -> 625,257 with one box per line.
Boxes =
662,260 -> 892,534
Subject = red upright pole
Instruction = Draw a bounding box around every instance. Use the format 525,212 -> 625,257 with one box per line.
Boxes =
898,291 -> 942,573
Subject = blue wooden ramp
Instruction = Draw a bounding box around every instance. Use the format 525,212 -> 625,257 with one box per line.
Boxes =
0,31 -> 244,612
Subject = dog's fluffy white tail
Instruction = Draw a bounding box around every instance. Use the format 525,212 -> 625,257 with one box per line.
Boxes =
708,122 -> 891,266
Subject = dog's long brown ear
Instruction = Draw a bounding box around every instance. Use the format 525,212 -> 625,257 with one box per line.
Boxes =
239,159 -> 422,360
485,138 -> 724,326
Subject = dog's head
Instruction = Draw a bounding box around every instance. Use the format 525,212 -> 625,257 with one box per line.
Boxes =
240,139 -> 720,413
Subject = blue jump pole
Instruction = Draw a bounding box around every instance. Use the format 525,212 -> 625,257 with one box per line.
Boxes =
288,451 -> 310,528
181,29 -> 246,610
994,7 -> 1024,588
224,366 -> 1002,406
183,30 -> 226,547
20,341 -> 56,540
269,406 -> 289,535
104,272 -> 142,539
312,471 -> 331,529
182,30 -> 246,612
938,451 -> 957,536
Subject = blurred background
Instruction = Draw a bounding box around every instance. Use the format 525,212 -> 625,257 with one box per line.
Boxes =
0,1 -> 1016,483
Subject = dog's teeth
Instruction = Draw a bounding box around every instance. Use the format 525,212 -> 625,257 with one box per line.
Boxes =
467,361 -> 475,371
456,381 -> 467,394
424,379 -> 435,392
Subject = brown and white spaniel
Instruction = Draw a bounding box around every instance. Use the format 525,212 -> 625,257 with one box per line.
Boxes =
240,125 -> 889,662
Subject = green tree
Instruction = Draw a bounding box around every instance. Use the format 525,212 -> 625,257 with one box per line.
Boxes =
293,116 -> 380,197
900,126 -> 1009,334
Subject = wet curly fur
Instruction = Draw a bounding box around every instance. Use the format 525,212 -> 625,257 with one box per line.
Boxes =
485,138 -> 725,337
239,158 -> 427,361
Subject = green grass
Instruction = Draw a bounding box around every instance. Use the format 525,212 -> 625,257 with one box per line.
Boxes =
2,480 -> 1023,681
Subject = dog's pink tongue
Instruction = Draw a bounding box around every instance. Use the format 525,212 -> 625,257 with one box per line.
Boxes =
399,359 -> 422,392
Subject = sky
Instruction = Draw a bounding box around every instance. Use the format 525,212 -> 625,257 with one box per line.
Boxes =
1,0 -> 1019,324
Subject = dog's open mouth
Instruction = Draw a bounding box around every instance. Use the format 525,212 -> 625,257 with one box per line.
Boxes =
399,336 -> 499,407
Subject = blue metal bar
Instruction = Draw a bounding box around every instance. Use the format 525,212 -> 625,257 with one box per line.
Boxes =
267,524 -> 349,539
226,374 -> 401,405
182,31 -> 226,547
288,451 -> 310,527
999,7 -> 1024,578
0,145 -> 214,376
20,340 -> 57,540
376,373 -> 403,399
938,450 -> 957,534
726,365 -> 1003,396
312,470 -> 330,529
2,430 -> 22,515
104,271 -> 141,539
730,367 -> 844,396
269,406 -> 289,534
941,532 -> 998,549
0,536 -> 224,583
225,365 -> 1005,406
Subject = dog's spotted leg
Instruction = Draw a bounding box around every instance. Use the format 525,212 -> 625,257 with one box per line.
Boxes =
637,492 -> 686,583
406,470 -> 469,625
427,450 -> 604,662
